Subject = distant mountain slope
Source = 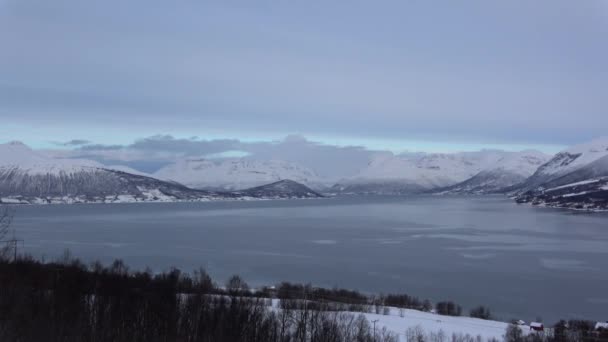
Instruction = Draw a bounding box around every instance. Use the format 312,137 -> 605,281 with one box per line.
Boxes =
155,158 -> 325,191
514,138 -> 608,210
0,142 -> 318,204
0,142 -> 227,204
515,138 -> 608,192
236,180 -> 323,199
436,170 -> 529,194
436,151 -> 549,194
335,150 -> 549,195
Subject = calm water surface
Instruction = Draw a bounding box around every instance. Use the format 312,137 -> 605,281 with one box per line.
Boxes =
11,196 -> 608,322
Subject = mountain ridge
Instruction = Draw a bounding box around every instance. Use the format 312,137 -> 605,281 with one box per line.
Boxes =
514,138 -> 608,210
0,142 -> 323,204
335,150 -> 549,195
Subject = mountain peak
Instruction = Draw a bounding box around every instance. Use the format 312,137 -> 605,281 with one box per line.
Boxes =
2,140 -> 32,150
0,140 -> 40,164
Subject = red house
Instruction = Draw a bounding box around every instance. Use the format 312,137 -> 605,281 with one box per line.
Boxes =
530,322 -> 544,332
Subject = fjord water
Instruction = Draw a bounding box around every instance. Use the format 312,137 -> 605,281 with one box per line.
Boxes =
12,196 -> 608,323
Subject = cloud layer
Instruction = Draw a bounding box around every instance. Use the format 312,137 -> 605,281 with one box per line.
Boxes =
60,135 -> 379,178
1,1 -> 607,148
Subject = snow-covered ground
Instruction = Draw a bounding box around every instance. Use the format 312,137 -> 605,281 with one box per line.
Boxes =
359,307 -> 527,341
266,299 -> 531,341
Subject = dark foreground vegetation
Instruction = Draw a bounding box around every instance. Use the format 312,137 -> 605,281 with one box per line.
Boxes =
0,255 -> 400,342
0,253 -> 607,342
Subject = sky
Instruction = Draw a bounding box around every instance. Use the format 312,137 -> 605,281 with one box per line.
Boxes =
1,0 -> 607,161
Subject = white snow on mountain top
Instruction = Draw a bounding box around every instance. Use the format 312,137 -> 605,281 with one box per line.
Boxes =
0,141 -> 153,177
343,150 -> 549,189
154,158 -> 325,190
0,141 -> 102,175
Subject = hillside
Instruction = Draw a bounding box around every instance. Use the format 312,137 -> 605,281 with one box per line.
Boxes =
514,138 -> 608,210
436,151 -> 549,194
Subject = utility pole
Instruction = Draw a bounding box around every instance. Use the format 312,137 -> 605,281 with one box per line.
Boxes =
372,319 -> 379,342
0,238 -> 23,262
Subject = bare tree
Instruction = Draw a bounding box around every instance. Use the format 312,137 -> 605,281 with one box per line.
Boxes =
226,274 -> 249,295
0,205 -> 15,260
504,324 -> 524,342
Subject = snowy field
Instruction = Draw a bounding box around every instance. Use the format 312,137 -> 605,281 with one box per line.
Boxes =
267,299 -> 534,341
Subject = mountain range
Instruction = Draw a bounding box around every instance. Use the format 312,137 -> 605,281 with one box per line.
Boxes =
0,142 -> 322,204
2,138 -> 608,210
333,150 -> 550,195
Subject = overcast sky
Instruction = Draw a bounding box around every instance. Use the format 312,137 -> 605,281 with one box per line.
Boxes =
1,0 -> 607,156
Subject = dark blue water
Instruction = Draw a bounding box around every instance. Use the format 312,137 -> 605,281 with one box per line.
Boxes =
10,196 -> 608,323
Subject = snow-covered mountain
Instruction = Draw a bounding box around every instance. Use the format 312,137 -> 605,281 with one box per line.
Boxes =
154,158 -> 325,191
515,138 -> 608,192
515,138 -> 608,210
436,151 -> 550,194
0,142 -> 324,204
333,150 -> 549,195
0,141 -> 231,204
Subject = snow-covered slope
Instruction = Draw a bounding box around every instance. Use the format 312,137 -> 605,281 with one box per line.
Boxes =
0,142 -> 328,204
264,299 -> 526,341
154,158 -> 325,191
334,150 -> 549,195
515,138 -> 608,210
0,141 -> 234,204
516,137 -> 608,192
436,151 -> 550,194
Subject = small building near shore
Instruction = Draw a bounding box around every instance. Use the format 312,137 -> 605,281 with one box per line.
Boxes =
530,322 -> 544,332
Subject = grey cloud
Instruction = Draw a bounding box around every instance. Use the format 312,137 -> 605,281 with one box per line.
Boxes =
130,135 -> 241,155
53,139 -> 92,146
79,144 -> 125,151
71,135 -> 381,179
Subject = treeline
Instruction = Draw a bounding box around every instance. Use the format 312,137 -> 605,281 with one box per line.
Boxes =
274,282 -> 472,319
0,255 -> 401,342
3,254 -> 604,342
